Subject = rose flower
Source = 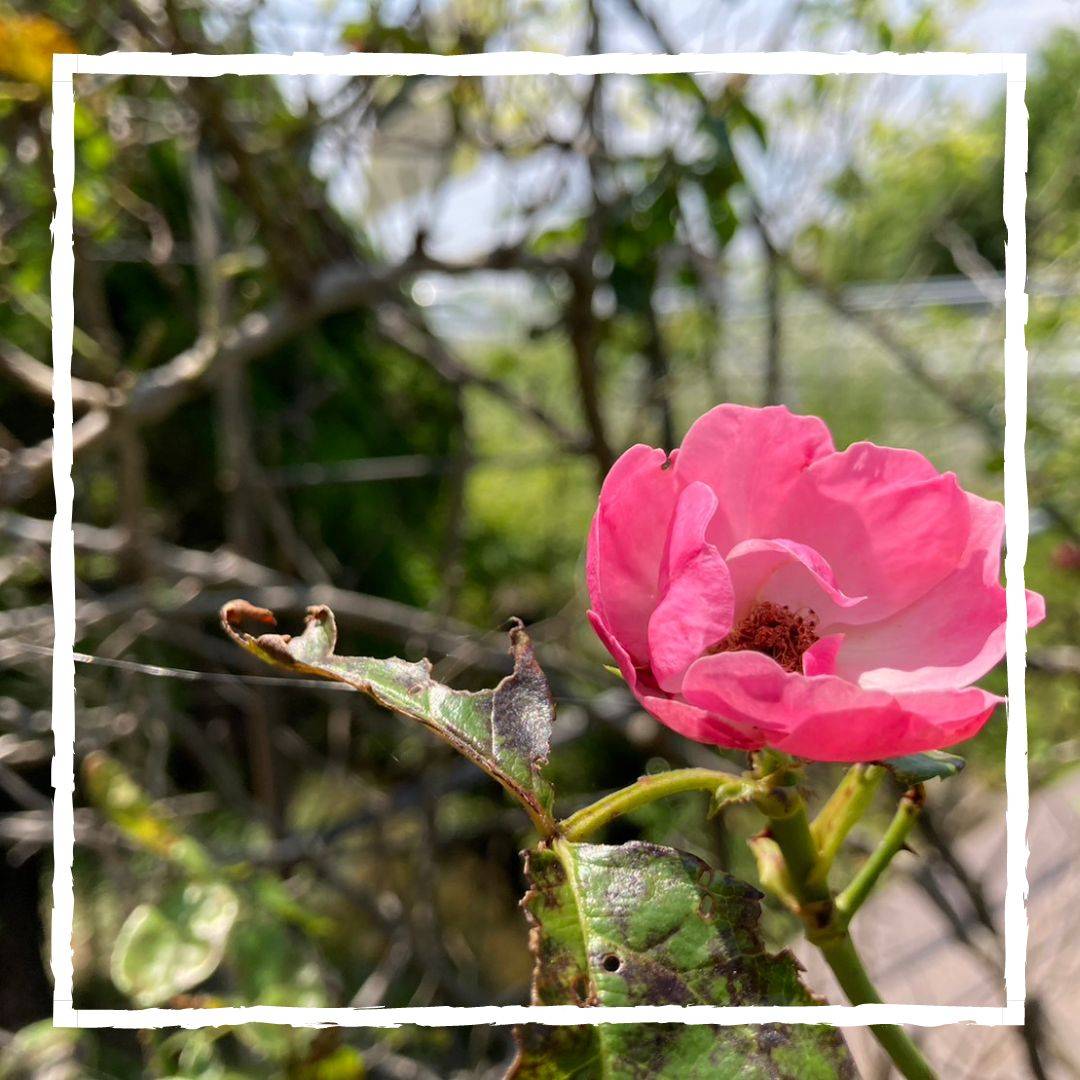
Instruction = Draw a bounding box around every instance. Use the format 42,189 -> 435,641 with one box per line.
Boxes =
586,405 -> 1045,762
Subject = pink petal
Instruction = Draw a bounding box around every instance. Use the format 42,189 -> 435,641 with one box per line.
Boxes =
802,634 -> 844,677
837,556 -> 1005,692
588,610 -> 642,693
963,492 -> 1005,583
725,537 -> 865,625
681,650 -> 1002,762
589,611 -> 763,750
672,405 -> 835,552
1026,589 -> 1046,627
647,483 -> 735,692
774,687 -> 1001,762
586,444 -> 677,665
638,693 -> 765,751
776,442 -> 970,625
833,496 -> 1046,693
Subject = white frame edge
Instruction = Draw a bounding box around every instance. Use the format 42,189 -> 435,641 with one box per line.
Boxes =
50,48 -> 1029,1030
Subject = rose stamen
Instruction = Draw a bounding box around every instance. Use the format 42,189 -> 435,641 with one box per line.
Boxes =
709,601 -> 819,673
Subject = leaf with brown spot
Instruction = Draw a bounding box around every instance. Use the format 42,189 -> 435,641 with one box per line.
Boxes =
220,601 -> 557,835
511,839 -> 857,1078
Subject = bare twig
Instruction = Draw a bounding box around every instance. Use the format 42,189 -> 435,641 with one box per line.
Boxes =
759,220 -> 1002,440
0,339 -> 115,409
1,249 -> 575,506
376,306 -> 589,455
0,510 -> 510,670
760,217 -> 783,406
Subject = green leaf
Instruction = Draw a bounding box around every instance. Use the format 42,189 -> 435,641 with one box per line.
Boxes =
83,751 -> 214,877
221,601 -> 557,834
111,882 -> 239,1006
229,912 -> 328,1008
512,839 -> 855,1078
879,750 -> 966,786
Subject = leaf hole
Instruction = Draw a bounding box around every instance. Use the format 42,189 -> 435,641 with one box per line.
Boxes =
601,953 -> 621,973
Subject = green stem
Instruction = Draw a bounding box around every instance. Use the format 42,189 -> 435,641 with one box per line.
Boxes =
753,763 -> 937,1080
818,934 -> 937,1080
835,785 -> 925,924
810,764 -> 884,885
755,787 -> 831,906
560,768 -> 759,841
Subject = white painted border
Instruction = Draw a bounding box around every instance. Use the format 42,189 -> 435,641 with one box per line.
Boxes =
51,49 -> 1029,1030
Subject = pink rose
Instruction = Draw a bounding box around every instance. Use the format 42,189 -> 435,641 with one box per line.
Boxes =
586,405 -> 1045,762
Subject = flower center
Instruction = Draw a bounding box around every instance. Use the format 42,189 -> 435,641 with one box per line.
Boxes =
709,601 -> 819,673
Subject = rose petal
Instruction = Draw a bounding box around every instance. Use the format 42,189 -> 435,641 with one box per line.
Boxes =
776,442 -> 970,624
672,404 -> 835,552
835,560 -> 1004,692
681,650 -> 1001,762
802,634 -> 844,677
589,611 -> 763,750
1026,589 -> 1046,626
725,537 -> 865,626
773,687 -> 1000,761
833,493 -> 1045,692
647,482 -> 735,692
964,492 -> 1005,583
586,444 -> 677,664
638,693 -> 765,751
588,610 -> 642,693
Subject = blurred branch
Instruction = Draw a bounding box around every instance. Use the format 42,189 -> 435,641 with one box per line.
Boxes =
641,290 -> 676,448
759,215 -> 784,406
0,248 -> 575,506
362,1043 -> 444,1080
0,510 -> 509,670
0,762 -> 50,812
567,11 -> 615,482
351,927 -> 412,1008
759,221 -> 1002,439
934,221 -> 1003,306
0,339 -> 115,409
269,452 -> 576,488
0,409 -> 111,504
913,805 -> 1055,1079
435,385 -> 468,618
376,306 -> 590,455
684,241 -> 729,401
1028,646 -> 1080,675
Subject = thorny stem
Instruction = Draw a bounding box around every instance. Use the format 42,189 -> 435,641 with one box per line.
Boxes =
560,768 -> 765,842
835,784 -> 926,924
817,934 -> 936,1080
752,753 -> 936,1080
810,764 -> 885,886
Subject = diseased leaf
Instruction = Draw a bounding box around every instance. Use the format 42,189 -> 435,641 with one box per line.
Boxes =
221,601 -> 557,834
512,839 -> 855,1079
512,1022 -> 854,1080
879,750 -> 965,786
111,882 -> 239,1006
